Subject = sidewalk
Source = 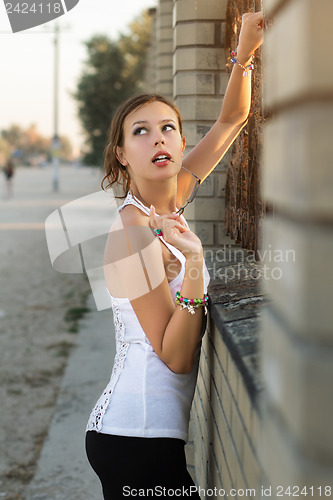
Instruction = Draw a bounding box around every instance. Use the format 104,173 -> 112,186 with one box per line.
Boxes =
25,294 -> 116,500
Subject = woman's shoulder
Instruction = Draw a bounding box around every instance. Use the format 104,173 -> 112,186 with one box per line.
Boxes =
107,203 -> 154,259
119,202 -> 150,227
104,201 -> 161,297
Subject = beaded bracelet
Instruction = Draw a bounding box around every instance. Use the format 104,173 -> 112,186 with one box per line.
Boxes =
175,291 -> 209,315
230,50 -> 254,77
153,228 -> 163,237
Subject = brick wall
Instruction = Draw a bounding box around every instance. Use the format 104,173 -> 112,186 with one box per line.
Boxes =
144,8 -> 157,93
156,0 -> 173,98
191,292 -> 264,497
259,0 -> 333,496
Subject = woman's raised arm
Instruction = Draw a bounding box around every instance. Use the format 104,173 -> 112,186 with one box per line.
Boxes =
179,11 -> 264,188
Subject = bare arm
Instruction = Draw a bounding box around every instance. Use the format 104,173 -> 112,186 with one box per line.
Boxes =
104,206 -> 206,374
178,11 -> 264,193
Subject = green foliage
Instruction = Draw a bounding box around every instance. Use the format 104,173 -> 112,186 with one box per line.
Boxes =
64,306 -> 90,323
119,10 -> 154,85
73,10 -> 152,167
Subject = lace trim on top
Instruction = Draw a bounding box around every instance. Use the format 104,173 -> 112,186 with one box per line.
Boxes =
86,299 -> 129,432
118,191 -> 152,216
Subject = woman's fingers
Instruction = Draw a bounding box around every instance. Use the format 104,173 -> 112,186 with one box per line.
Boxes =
149,205 -> 158,229
238,10 -> 264,56
149,205 -> 186,231
251,10 -> 264,30
163,220 -> 188,235
242,10 -> 263,23
147,208 -> 202,256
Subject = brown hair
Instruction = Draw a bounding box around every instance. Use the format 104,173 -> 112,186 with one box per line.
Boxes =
101,93 -> 183,197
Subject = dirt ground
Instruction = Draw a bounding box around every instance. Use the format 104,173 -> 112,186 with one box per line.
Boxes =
0,165 -> 102,500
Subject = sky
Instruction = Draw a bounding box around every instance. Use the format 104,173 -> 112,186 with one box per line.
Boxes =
0,0 -> 157,154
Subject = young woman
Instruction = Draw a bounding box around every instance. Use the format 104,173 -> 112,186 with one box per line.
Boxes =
86,12 -> 263,499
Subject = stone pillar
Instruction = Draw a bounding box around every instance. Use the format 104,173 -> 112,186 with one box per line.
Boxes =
156,0 -> 174,98
260,0 -> 333,495
143,8 -> 157,93
173,0 -> 233,250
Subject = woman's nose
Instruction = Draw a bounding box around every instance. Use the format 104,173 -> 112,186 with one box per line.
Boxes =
154,133 -> 165,146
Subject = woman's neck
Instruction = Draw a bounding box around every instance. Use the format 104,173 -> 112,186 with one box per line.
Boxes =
130,180 -> 178,215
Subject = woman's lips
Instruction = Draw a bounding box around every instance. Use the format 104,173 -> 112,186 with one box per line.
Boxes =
152,158 -> 171,167
152,152 -> 172,167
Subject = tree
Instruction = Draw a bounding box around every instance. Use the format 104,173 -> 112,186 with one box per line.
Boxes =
1,125 -> 25,152
0,124 -> 72,164
73,36 -> 131,166
0,136 -> 10,166
73,10 -> 152,167
119,9 -> 154,87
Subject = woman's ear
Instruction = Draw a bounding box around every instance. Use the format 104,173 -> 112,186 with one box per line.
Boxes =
181,136 -> 186,155
115,146 -> 128,166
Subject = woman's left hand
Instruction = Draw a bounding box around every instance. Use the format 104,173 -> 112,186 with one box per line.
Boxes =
237,11 -> 264,61
149,205 -> 203,258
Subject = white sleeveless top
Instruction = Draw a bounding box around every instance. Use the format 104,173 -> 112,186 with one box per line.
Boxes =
86,191 -> 210,442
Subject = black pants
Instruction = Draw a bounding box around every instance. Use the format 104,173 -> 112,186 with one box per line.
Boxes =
86,431 -> 201,499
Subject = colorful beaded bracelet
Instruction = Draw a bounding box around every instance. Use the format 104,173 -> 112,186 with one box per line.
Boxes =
230,50 -> 254,77
175,291 -> 209,315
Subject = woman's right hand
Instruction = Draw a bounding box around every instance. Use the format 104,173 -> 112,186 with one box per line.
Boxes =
149,205 -> 203,258
237,11 -> 264,61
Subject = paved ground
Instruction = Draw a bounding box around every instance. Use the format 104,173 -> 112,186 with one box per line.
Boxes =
0,165 -> 115,500
25,294 -> 115,500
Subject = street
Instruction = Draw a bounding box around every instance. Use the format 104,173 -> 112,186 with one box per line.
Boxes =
0,165 -> 103,499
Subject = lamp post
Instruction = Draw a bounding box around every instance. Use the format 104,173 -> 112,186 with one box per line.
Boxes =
52,22 -> 60,191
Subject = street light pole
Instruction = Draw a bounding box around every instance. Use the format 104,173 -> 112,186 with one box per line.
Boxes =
52,22 -> 60,191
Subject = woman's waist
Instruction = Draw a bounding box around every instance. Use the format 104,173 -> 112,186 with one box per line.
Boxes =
113,348 -> 199,395
102,389 -> 195,430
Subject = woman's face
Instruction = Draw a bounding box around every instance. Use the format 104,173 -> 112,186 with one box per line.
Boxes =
116,101 -> 185,184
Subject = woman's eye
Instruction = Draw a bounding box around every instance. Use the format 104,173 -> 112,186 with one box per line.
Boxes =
133,127 -> 148,136
163,124 -> 176,132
